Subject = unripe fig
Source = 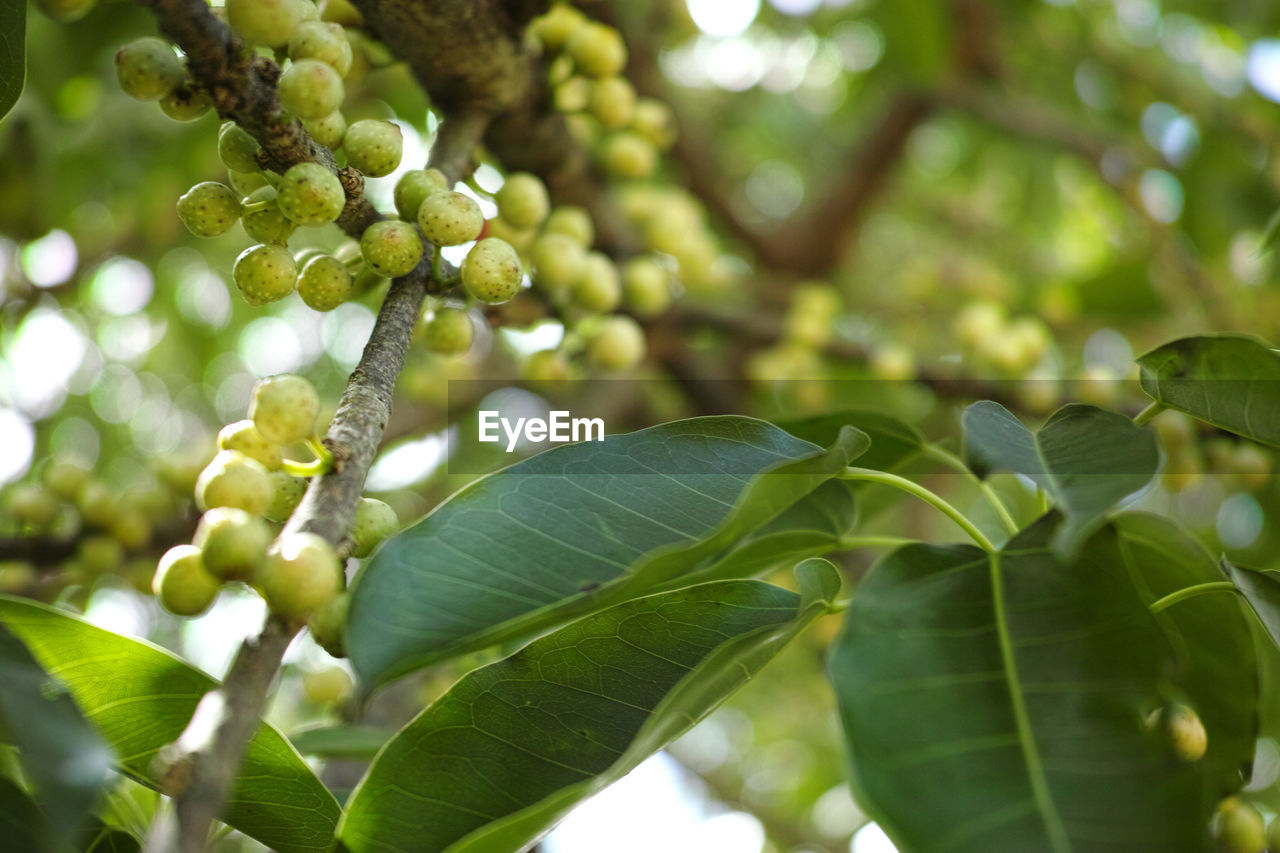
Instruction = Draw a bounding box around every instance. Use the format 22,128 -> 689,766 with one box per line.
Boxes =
153,545 -> 220,617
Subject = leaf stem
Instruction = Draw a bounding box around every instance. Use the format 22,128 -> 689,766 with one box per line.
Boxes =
838,467 -> 996,552
1132,401 -> 1166,427
924,444 -> 1019,535
1148,581 -> 1239,614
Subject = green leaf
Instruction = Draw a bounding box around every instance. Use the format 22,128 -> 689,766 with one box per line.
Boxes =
290,726 -> 390,760
348,416 -> 866,688
1223,559 -> 1280,652
0,0 -> 25,122
1137,334 -> 1280,446
771,409 -> 924,475
337,561 -> 842,853
962,402 -> 1158,554
0,777 -> 42,852
829,517 -> 1209,853
0,621 -> 111,848
1112,514 -> 1257,795
0,597 -> 340,853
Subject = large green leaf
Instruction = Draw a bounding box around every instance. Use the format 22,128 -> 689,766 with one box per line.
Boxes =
1137,334 -> 1280,446
0,777 -> 42,852
0,597 -> 340,853
1111,514 -> 1257,795
1223,559 -> 1280,652
771,409 -> 924,475
348,416 -> 866,688
962,402 -> 1158,554
0,621 -> 111,848
830,517 -> 1209,853
0,0 -> 24,122
337,561 -> 842,853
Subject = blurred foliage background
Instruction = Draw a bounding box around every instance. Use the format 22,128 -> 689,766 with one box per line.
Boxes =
5,0 -> 1280,850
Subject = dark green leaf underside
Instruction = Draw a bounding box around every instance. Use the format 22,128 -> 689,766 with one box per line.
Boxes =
1137,334 -> 1280,446
830,517 -> 1207,853
338,562 -> 841,853
0,596 -> 340,853
0,0 -> 25,122
349,416 -> 865,689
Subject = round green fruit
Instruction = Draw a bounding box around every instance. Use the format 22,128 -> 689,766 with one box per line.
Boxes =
395,168 -> 449,221
241,187 -> 297,247
233,243 -> 297,305
7,483 -> 59,527
265,472 -> 307,523
219,124 -> 262,173
1215,798 -> 1265,853
78,535 -> 124,576
257,532 -> 342,619
530,233 -> 586,297
422,307 -> 474,356
566,22 -> 627,78
351,497 -> 398,558
218,419 -> 283,470
177,182 -> 242,238
344,119 -> 403,177
621,256 -> 670,317
572,252 -> 621,313
461,238 -> 523,304
250,374 -> 320,445
153,545 -> 220,617
277,162 -> 345,226
227,169 -> 270,198
495,173 -> 550,230
416,191 -> 483,246
601,132 -> 657,179
194,507 -> 272,581
523,349 -> 571,384
588,76 -> 636,129
195,451 -> 273,516
277,59 -> 345,120
307,591 -> 348,657
542,205 -> 594,247
1147,703 -> 1207,763
360,220 -> 423,277
288,21 -> 353,77
35,0 -> 97,22
631,97 -> 676,149
115,37 -> 183,101
226,0 -> 302,47
44,461 -> 91,499
302,110 -> 347,149
531,4 -> 586,50
587,316 -> 646,372
302,666 -> 353,705
160,84 -> 213,121
297,254 -> 354,311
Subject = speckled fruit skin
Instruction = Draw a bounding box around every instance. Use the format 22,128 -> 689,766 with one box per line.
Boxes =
298,254 -> 354,311
233,243 -> 297,305
217,419 -> 282,470
461,238 -> 523,304
115,37 -> 183,100
587,316 -> 646,372
257,532 -> 342,620
218,123 -> 261,172
288,21 -> 353,77
276,162 -> 345,226
277,59 -> 345,120
416,191 -> 483,246
153,545 -> 220,617
250,374 -> 320,445
195,451 -> 273,516
176,182 -> 242,238
265,472 -> 307,523
351,497 -> 399,557
241,187 -> 297,247
194,507 -> 272,581
495,173 -> 550,229
394,169 -> 449,220
344,119 -> 403,177
360,220 -> 423,277
302,110 -> 347,149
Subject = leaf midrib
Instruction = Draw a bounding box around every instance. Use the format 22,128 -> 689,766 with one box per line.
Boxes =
989,550 -> 1071,853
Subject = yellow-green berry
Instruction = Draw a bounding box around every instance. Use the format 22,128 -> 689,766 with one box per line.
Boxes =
416,191 -> 483,246
233,243 -> 297,305
217,419 -> 283,470
160,83 -> 213,121
219,123 -> 262,172
115,37 -> 183,101
302,665 -> 353,705
307,591 -> 349,657
78,536 -> 124,576
351,497 -> 398,557
343,119 -> 402,177
523,349 -> 572,384
530,232 -> 586,297
566,22 -> 626,78
257,532 -> 342,619
394,168 -> 449,221
632,97 -> 677,149
250,374 -> 320,445
543,205 -> 594,247
277,162 -> 345,226
278,59 -> 345,120
265,472 -> 308,523
7,483 -> 59,527
531,4 -> 586,50
177,182 -> 242,238
193,507 -> 272,581
589,76 -> 635,129
297,254 -> 354,311
1215,798 -> 1265,853
76,480 -> 117,528
153,545 -> 220,617
622,256 -> 670,317
44,461 -> 91,499
226,0 -> 302,47
195,451 -> 273,515
461,237 -> 523,304
495,172 -> 550,230
601,131 -> 657,179
241,187 -> 297,247
572,251 -> 621,313
360,220 -> 423,277
422,307 -> 473,356
587,315 -> 646,371
288,21 -> 353,77
228,169 -> 270,197
302,110 -> 347,149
